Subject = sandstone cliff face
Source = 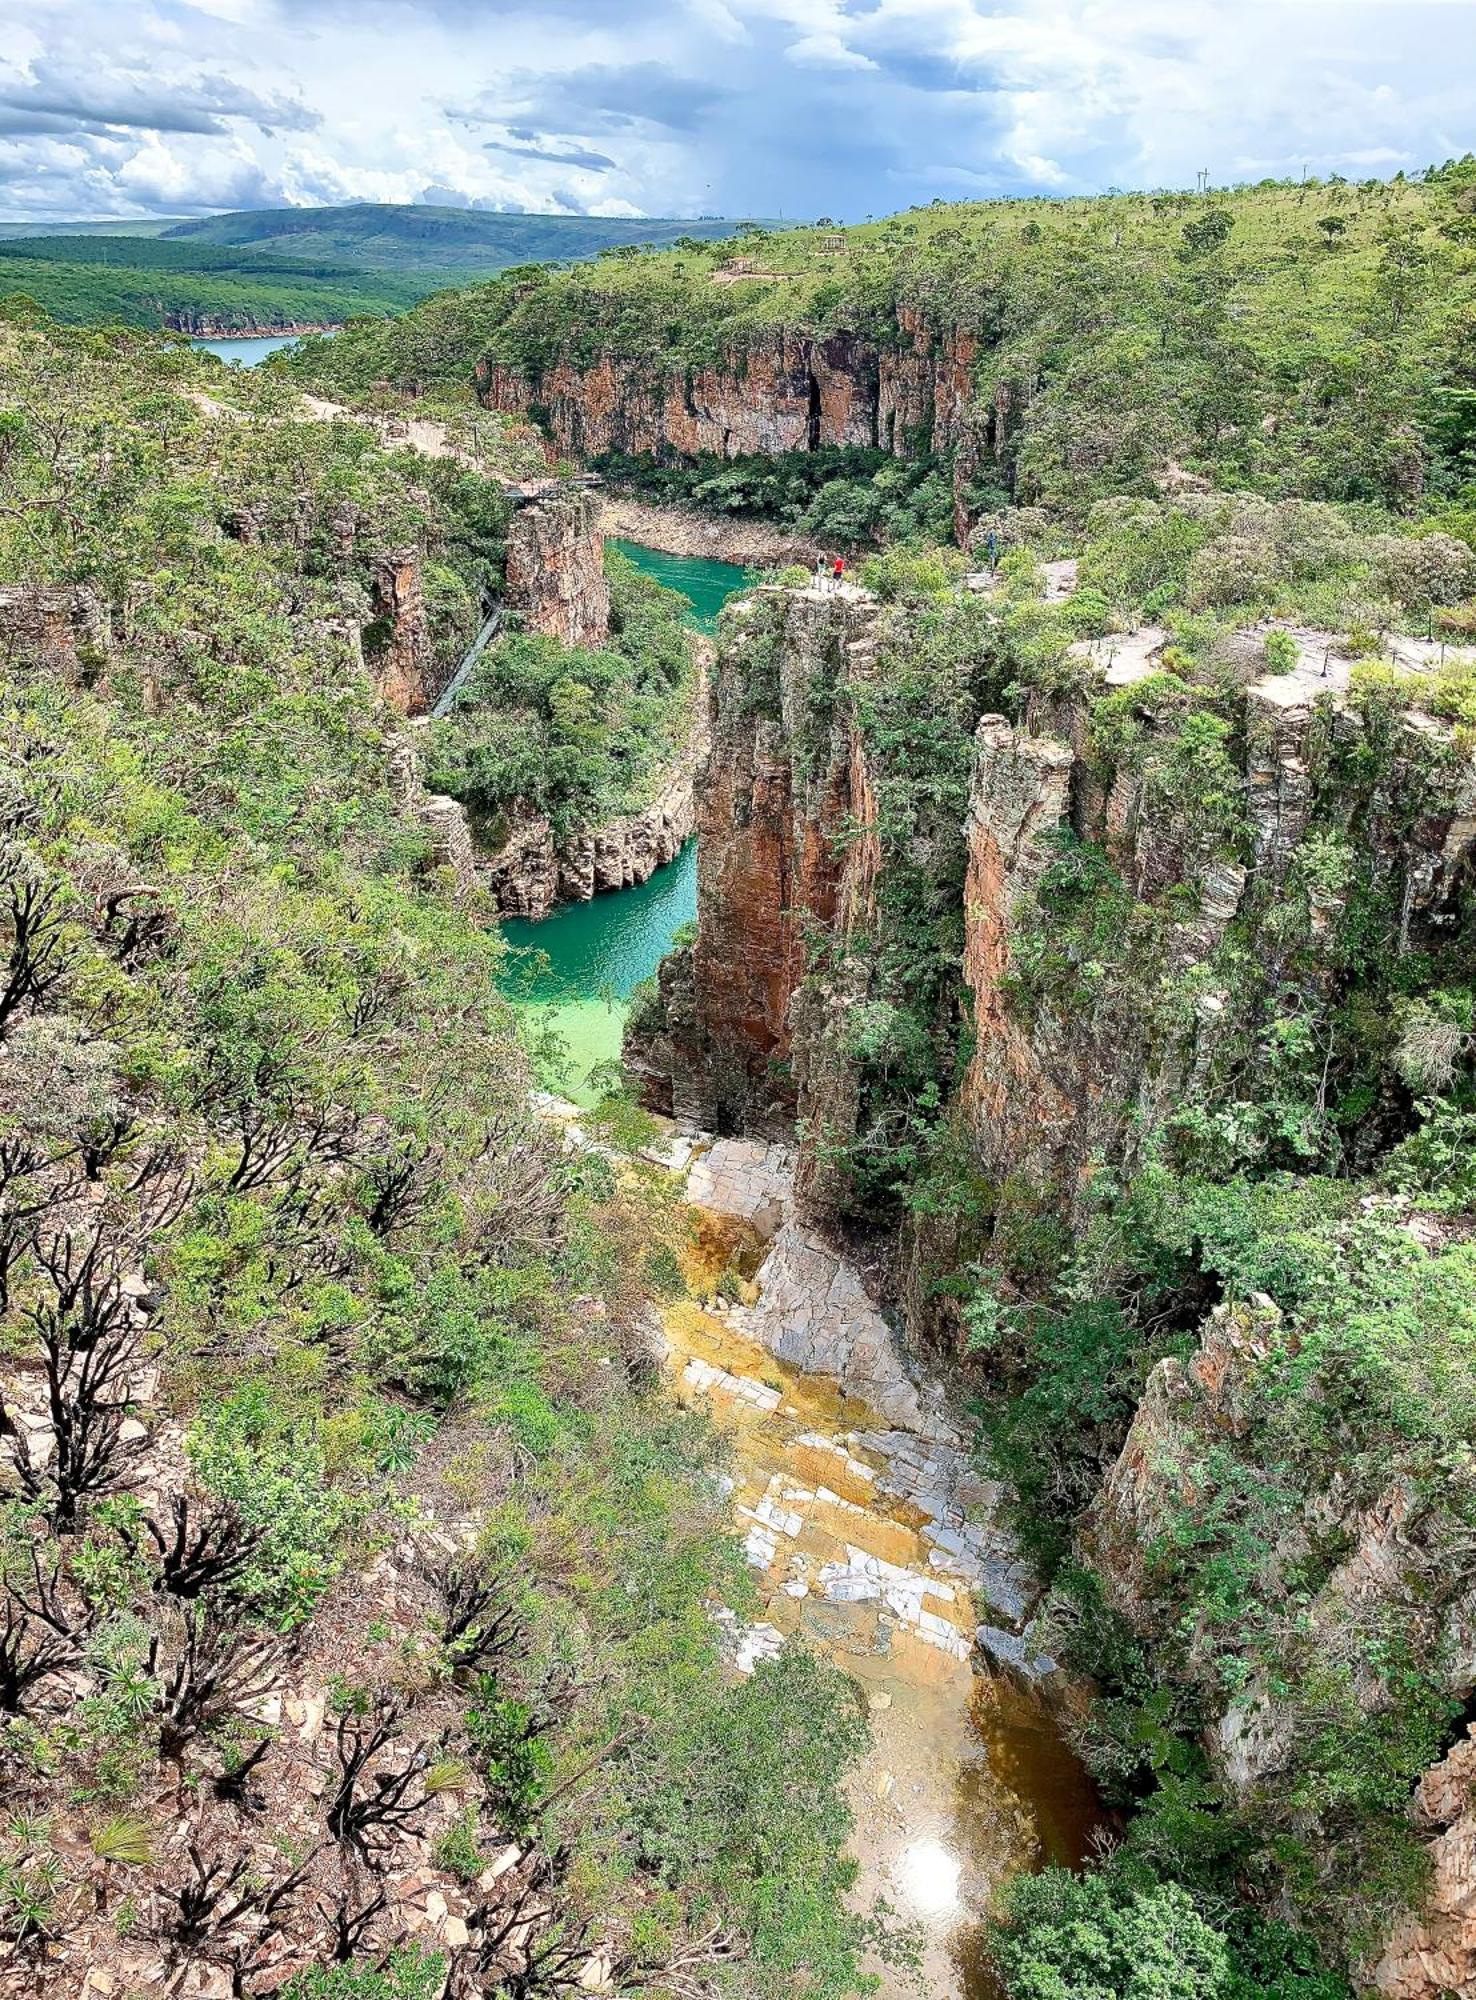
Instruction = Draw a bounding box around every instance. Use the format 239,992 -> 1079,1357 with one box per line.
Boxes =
365,550 -> 436,716
958,644 -> 1476,1203
479,315 -> 995,542
1374,1728 -> 1476,2000
503,485 -> 610,650
626,586 -> 886,1149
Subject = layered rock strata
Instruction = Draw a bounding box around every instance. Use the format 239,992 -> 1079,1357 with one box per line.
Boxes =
479,312 -> 1002,544
503,483 -> 610,650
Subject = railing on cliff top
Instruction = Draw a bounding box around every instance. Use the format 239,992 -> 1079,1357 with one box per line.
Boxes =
430,605 -> 505,719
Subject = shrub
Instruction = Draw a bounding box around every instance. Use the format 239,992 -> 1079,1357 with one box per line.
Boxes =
1368,531 -> 1476,608
990,1870 -> 1229,2000
1263,629 -> 1300,674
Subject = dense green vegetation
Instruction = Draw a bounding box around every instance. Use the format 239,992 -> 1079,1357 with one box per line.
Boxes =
596,445 -> 959,547
0,313 -> 872,1991
427,549 -> 696,848
319,161 -> 1476,522
0,205 -> 785,336
0,235 -> 434,331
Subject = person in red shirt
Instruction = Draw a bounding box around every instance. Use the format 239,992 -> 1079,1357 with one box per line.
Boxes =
832,556 -> 846,586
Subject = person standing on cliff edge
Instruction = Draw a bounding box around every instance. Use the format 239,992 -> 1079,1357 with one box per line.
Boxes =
833,555 -> 846,588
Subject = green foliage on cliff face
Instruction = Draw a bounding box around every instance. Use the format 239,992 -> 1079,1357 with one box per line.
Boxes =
357,164 -> 1476,515
0,316 -> 871,1989
425,548 -> 696,846
991,1862 -> 1350,2000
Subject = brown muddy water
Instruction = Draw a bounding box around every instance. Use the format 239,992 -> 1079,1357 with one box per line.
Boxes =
664,1204 -> 1106,1999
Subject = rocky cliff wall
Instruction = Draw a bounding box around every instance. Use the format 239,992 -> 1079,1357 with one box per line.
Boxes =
364,549 -> 437,715
479,311 -> 1001,544
1092,1293 -> 1476,2000
958,640 -> 1476,1204
626,585 -> 887,1152
503,485 -> 610,650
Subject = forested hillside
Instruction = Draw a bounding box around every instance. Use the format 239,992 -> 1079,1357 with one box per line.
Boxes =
0,312 -> 871,1996
0,206 -> 783,336
0,235 -> 430,331
304,162 -> 1476,536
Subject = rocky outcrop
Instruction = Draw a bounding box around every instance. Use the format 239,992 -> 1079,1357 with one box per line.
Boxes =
1373,1728 -> 1476,2000
954,643 -> 1476,1207
1091,1292 -> 1476,2000
0,585 -> 110,683
960,721 -> 1076,1182
386,737 -> 479,898
503,484 -> 610,650
365,549 -> 437,715
478,745 -> 697,919
625,585 -> 885,1145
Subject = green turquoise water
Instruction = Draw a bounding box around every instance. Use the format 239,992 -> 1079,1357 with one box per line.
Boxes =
499,542 -> 750,1100
190,334 -> 301,366
607,539 -> 753,634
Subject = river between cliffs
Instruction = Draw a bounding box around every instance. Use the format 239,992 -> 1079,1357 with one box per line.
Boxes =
497,544 -> 747,1101
517,544 -> 1102,1997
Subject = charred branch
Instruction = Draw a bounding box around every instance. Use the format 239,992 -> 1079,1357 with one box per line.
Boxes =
326,1693 -> 437,1864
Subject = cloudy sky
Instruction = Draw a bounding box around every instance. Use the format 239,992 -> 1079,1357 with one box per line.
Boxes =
0,0 -> 1472,223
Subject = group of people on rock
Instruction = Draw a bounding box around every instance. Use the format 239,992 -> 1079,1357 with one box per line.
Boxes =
813,554 -> 848,592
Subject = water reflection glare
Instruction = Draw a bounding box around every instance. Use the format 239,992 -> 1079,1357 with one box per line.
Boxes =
897,1838 -> 962,1917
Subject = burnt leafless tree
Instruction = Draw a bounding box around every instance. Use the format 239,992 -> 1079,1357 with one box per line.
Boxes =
424,1552 -> 523,1675
155,1606 -> 284,1760
450,1850 -> 627,2000
211,1735 -> 273,1809
319,1885 -> 389,1962
326,1694 -> 437,1864
0,856 -> 73,1033
0,1227 -> 143,1528
361,1138 -> 437,1237
97,884 -> 176,970
157,1839 -> 316,1959
141,1494 -> 264,1603
0,1545 -> 87,1712
77,1110 -> 138,1183
338,964 -> 407,1039
0,1137 -> 83,1313
123,1142 -> 197,1238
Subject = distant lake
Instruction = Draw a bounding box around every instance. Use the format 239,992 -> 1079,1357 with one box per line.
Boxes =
189,334 -> 300,367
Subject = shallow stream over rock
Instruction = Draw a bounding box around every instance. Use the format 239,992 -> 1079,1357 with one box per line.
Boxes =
659,1136 -> 1103,1998
535,1101 -> 1105,1999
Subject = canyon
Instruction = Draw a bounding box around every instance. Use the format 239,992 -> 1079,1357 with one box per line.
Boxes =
625,571 -> 1476,1996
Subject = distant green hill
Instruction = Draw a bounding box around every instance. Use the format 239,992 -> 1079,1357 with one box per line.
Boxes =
0,204 -> 784,334
0,217 -> 184,239
0,235 -> 432,331
161,203 -> 784,273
